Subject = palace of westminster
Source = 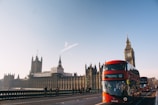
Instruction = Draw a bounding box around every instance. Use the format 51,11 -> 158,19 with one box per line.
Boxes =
0,38 -> 136,90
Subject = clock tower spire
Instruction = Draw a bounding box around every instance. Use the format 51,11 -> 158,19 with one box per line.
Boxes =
124,37 -> 135,67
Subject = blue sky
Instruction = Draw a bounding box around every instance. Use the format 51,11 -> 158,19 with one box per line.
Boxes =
0,0 -> 158,79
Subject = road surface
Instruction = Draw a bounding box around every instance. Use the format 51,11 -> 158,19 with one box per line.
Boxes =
0,91 -> 156,105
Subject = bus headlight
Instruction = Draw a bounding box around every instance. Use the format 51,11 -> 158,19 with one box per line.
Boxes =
123,97 -> 128,101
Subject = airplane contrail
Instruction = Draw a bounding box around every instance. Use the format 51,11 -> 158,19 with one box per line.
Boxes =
60,42 -> 79,54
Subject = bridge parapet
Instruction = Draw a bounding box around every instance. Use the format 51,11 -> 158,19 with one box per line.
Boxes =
0,89 -> 101,100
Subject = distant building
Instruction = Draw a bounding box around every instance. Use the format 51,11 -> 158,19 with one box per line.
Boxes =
124,37 -> 135,67
30,56 -> 42,74
2,74 -> 15,90
27,56 -> 103,90
1,56 -> 103,91
29,56 -> 72,78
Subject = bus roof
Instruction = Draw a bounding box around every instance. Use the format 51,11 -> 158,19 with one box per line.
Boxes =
105,60 -> 127,65
140,77 -> 148,79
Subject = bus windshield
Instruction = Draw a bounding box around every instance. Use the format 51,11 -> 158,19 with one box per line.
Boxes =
140,77 -> 148,84
105,63 -> 126,70
102,80 -> 127,96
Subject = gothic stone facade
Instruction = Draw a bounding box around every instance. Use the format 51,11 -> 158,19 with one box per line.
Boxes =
1,59 -> 103,91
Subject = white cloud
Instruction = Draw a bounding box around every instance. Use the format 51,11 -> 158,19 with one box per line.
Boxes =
60,42 -> 79,54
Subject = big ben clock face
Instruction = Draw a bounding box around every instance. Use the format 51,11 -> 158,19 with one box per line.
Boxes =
127,53 -> 131,57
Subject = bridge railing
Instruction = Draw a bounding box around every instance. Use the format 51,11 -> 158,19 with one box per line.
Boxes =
0,89 -> 101,100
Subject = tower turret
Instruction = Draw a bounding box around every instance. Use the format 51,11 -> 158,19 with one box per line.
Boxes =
124,37 -> 135,67
30,56 -> 42,74
57,56 -> 64,73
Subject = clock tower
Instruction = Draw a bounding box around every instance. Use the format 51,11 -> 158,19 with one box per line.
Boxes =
124,37 -> 135,67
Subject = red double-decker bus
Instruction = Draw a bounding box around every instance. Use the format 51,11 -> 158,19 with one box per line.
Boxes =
102,60 -> 140,104
140,77 -> 149,92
